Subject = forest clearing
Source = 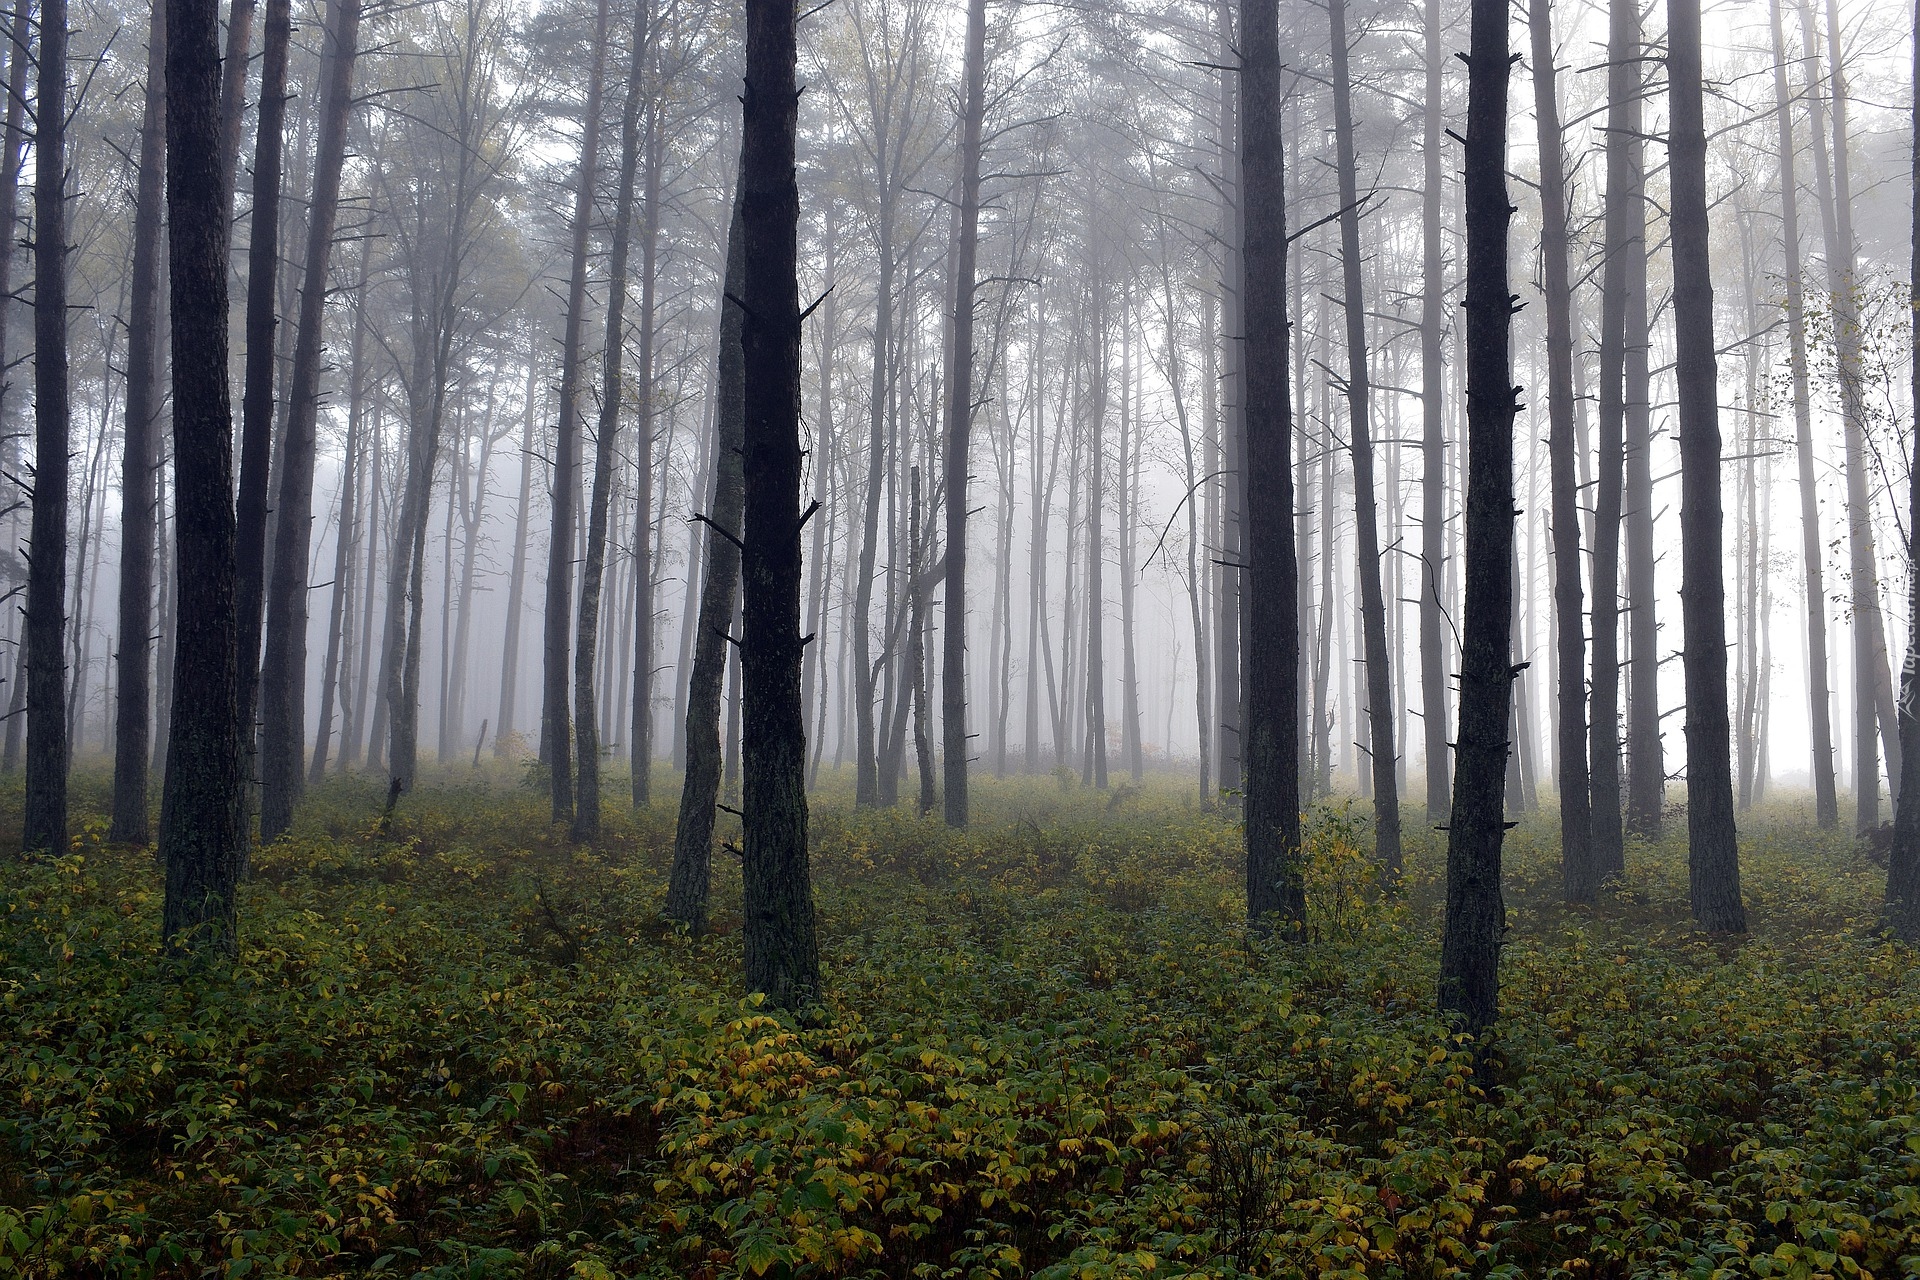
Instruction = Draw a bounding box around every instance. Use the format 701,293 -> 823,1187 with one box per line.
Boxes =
4,771 -> 1918,1278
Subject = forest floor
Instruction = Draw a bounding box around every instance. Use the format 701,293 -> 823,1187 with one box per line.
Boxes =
1,768 -> 1917,1279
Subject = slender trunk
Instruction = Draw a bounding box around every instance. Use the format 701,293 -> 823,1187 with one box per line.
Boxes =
664,194 -> 747,935
853,219 -> 895,807
497,352 -> 538,754
1439,0 -> 1516,1035
1668,0 -> 1744,931
1083,290 -> 1109,791
160,0 -> 246,951
23,0 -> 71,854
1240,0 -> 1303,930
1622,73 -> 1661,838
544,0 -> 609,823
630,98 -> 662,806
1215,0 -> 1243,801
0,0 -> 27,779
801,203 -> 834,787
1329,0 -> 1401,875
575,2 -> 647,839
911,467 -> 934,814
346,405 -> 381,769
310,253 -> 370,783
257,0 -> 361,840
1531,0 -> 1591,900
112,3 -> 167,844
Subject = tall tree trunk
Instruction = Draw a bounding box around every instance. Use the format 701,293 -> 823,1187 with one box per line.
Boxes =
1083,291 -> 1109,791
801,202 -> 835,785
1621,76 -> 1661,840
217,0 -> 255,207
1531,0 -> 1591,902
345,405 -> 381,769
1329,0 -> 1401,877
940,0 -> 985,827
852,201 -> 896,806
1668,0 -> 1745,933
310,289 -> 364,785
544,0 -> 609,825
1215,0 -> 1243,802
574,1 -> 648,841
1588,0 -> 1635,878
1882,0 -> 1920,941
257,0 -> 362,841
0,0 -> 27,779
1419,0 -> 1450,822
1767,0 -> 1838,827
664,193 -> 746,936
112,2 -> 167,845
160,0 -> 245,951
1438,0 -> 1516,1036
497,351 -> 538,755
1240,0 -> 1303,931
23,0 -> 71,854
738,0 -> 819,1007
630,95 -> 662,807
234,0 -> 292,807
910,467 -> 934,814
1119,299 -> 1143,784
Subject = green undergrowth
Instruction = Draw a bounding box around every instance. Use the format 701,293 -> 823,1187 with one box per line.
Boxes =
2,770 -> 1918,1279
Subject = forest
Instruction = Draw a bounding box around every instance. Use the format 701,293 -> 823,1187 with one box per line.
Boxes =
3,0 -> 1920,1269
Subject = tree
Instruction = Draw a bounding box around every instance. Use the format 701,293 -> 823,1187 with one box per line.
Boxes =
737,0 -> 820,1008
1529,0 -> 1590,902
159,0 -> 247,952
1418,0 -> 1450,822
1239,0 -> 1302,932
1327,0 -> 1401,878
1885,0 -> 1920,942
1668,0 -> 1744,934
574,0 -> 651,842
111,0 -> 168,846
23,0 -> 71,855
544,0 -> 611,825
664,193 -> 746,937
940,0 -> 986,828
258,0 -> 364,842
1438,0 -> 1516,1036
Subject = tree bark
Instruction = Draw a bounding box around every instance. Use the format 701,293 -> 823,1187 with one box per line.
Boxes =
497,352 -> 539,755
23,0 -> 71,855
664,193 -> 746,936
1419,0 -> 1450,822
1438,0 -> 1516,1035
160,0 -> 246,952
1530,0 -> 1591,902
112,1 -> 168,845
257,0 -> 362,841
738,0 -> 820,1008
630,91 -> 662,808
1240,0 -> 1303,931
1668,0 -> 1745,934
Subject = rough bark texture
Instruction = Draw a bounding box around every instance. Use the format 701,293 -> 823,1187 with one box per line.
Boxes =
544,0 -> 609,823
738,0 -> 820,1009
663,196 -> 746,937
160,0 -> 246,952
1438,0 -> 1515,1036
24,0 -> 71,855
941,0 -> 986,828
111,1 -> 167,846
258,0 -> 362,841
1328,0 -> 1401,878
1239,0 -> 1303,932
1886,0 -> 1920,941
1668,0 -> 1746,935
1530,0 -> 1591,903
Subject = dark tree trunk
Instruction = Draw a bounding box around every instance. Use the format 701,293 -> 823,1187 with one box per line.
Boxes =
1668,0 -> 1744,932
1328,0 -> 1401,878
0,0 -> 27,779
1587,0 -> 1636,879
910,467 -> 934,815
630,91 -> 662,807
234,0 -> 292,802
217,0 -> 255,203
664,193 -> 746,936
1767,0 -> 1838,828
258,0 -> 362,841
574,1 -> 649,841
310,251 -> 370,784
1884,0 -> 1920,941
160,0 -> 246,951
543,0 -> 609,823
1622,87 -> 1660,840
738,0 -> 820,1008
23,0 -> 71,855
940,0 -> 985,827
1438,0 -> 1516,1035
1530,0 -> 1591,902
1240,0 -> 1303,931
112,1 -> 167,845
1215,0 -> 1243,802
1419,0 -> 1450,822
